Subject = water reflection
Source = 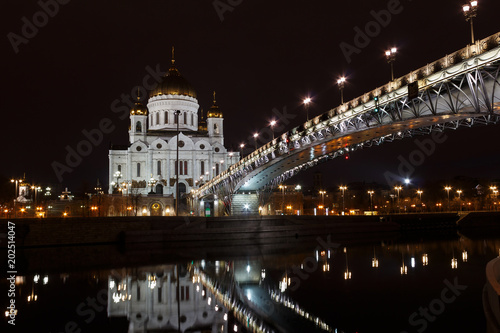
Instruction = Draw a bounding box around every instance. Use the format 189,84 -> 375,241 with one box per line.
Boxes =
108,265 -> 228,332
7,236 -> 500,332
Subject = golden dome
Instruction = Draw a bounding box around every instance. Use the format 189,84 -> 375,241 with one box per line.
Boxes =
130,99 -> 148,115
206,91 -> 223,118
150,48 -> 197,99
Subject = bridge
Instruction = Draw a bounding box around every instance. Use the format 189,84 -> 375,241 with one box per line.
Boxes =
190,31 -> 500,216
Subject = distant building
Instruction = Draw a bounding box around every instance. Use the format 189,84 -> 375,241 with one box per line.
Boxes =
108,51 -> 239,215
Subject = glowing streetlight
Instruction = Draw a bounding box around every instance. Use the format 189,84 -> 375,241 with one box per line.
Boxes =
445,186 -> 452,211
462,1 -> 478,44
303,97 -> 311,122
367,190 -> 374,212
394,186 -> 402,213
385,47 -> 397,81
269,120 -> 277,140
339,186 -> 347,214
337,77 -> 346,105
457,190 -> 463,211
253,133 -> 259,150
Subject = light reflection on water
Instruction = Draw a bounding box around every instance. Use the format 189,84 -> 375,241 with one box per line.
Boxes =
4,236 -> 500,332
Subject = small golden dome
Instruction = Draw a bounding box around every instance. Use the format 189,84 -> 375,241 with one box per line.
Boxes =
206,91 -> 223,118
130,99 -> 148,115
149,47 -> 197,99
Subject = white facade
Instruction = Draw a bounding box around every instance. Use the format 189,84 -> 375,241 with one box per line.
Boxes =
108,60 -> 239,199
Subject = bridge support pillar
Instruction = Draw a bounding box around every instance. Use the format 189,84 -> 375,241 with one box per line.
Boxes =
230,192 -> 259,216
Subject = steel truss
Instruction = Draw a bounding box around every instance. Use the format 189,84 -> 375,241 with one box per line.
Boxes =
194,33 -> 500,205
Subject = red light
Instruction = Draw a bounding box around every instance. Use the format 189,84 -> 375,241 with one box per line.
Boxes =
345,156 -> 349,160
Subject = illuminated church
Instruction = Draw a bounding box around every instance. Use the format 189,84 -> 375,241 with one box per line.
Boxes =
108,51 -> 239,214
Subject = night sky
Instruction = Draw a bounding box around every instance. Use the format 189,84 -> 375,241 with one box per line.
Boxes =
2,0 -> 500,192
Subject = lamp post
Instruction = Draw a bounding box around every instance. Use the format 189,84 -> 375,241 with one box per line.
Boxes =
491,186 -> 498,211
279,185 -> 287,214
445,186 -> 452,211
385,47 -> 397,81
253,133 -> 259,150
10,179 -> 22,218
457,190 -> 463,211
394,186 -> 402,213
417,190 -> 423,212
269,120 -> 277,140
462,1 -> 478,44
367,190 -> 374,212
303,97 -> 311,122
339,186 -> 347,215
175,109 -> 181,216
337,77 -> 346,105
319,190 -> 326,215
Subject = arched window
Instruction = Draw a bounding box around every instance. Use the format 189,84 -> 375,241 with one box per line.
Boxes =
156,112 -> 160,125
191,113 -> 194,125
164,111 -> 168,124
215,163 -> 219,176
214,123 -> 219,134
136,121 -> 142,132
157,160 -> 161,176
137,163 -> 141,177
184,112 -> 187,124
117,165 -> 121,172
200,161 -> 205,175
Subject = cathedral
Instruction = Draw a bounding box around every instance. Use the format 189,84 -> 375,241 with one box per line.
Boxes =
108,52 -> 239,215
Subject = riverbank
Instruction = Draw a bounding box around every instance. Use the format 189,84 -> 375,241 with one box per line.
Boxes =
3,211 -> 499,248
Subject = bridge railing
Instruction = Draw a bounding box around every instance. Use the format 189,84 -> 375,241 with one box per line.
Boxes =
195,32 -> 500,197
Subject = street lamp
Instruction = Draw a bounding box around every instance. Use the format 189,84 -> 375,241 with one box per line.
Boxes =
337,77 -> 346,105
303,97 -> 311,122
367,190 -> 374,212
269,120 -> 277,140
491,186 -> 498,211
175,109 -> 181,216
417,190 -> 423,212
385,47 -> 397,81
462,1 -> 478,44
394,186 -> 402,213
279,185 -> 287,215
339,186 -> 347,215
319,190 -> 326,215
10,178 -> 23,218
444,186 -> 452,211
253,133 -> 259,150
457,190 -> 463,211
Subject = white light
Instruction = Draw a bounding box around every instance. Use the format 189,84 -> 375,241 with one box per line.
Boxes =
244,204 -> 250,210
411,257 -> 415,268
34,275 -> 40,283
246,265 -> 251,273
43,276 -> 48,285
224,313 -> 228,321
303,97 -> 311,104
391,47 -> 397,54
208,297 -> 212,305
201,260 -> 206,269
234,324 -> 238,332
405,178 -> 410,184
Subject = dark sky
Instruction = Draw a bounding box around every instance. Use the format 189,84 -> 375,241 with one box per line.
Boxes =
2,0 -> 500,191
